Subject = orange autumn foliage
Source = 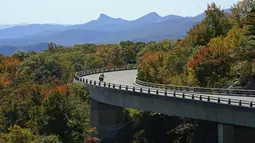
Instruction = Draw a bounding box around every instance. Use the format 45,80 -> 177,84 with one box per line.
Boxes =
140,50 -> 164,67
188,46 -> 229,68
44,84 -> 73,97
138,50 -> 166,82
88,128 -> 97,133
0,57 -> 21,73
0,72 -> 12,88
0,57 -> 21,87
94,44 -> 112,65
106,63 -> 114,69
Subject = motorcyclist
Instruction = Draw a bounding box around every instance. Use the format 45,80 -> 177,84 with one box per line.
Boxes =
99,73 -> 105,82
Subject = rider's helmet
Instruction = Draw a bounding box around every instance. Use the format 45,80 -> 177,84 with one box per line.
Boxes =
236,73 -> 241,78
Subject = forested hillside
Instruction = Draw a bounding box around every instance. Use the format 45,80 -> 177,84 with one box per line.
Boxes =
138,1 -> 255,89
0,40 -> 153,142
0,38 -> 196,142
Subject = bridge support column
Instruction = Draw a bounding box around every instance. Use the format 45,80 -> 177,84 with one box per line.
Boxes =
218,124 -> 234,143
90,98 -> 123,138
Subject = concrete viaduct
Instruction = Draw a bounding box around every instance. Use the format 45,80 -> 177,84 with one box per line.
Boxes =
74,66 -> 255,143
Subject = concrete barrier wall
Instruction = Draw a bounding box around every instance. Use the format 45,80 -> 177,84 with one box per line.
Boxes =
87,85 -> 255,128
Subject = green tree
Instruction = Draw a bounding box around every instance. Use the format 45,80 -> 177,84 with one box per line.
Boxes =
48,42 -> 58,53
86,54 -> 104,69
108,45 -> 125,66
2,125 -> 36,143
188,3 -> 231,46
13,51 -> 29,61
204,3 -> 231,38
37,135 -> 62,143
132,130 -> 147,143
119,41 -> 137,64
0,84 -> 43,132
0,54 -> 4,62
18,54 -> 45,81
244,4 -> 255,59
241,2 -> 255,74
36,91 -> 90,143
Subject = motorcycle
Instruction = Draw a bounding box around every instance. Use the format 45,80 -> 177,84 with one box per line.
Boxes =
99,74 -> 104,82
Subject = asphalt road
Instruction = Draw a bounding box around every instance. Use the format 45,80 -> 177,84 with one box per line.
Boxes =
83,70 -> 255,102
84,70 -> 138,86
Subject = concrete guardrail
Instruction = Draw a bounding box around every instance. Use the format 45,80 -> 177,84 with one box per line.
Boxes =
74,65 -> 255,109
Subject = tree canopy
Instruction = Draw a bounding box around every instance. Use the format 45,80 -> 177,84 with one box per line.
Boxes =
1,1 -> 255,142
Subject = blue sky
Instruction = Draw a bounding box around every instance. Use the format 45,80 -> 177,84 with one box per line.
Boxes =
0,0 -> 239,24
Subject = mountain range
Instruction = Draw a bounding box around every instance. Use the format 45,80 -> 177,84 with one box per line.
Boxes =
0,24 -> 28,30
0,9 -> 230,55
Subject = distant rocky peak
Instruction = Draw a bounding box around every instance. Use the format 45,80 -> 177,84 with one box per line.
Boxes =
98,13 -> 113,20
146,12 -> 161,17
137,12 -> 161,21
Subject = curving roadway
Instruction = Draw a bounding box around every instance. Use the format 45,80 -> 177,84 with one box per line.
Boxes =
82,69 -> 255,102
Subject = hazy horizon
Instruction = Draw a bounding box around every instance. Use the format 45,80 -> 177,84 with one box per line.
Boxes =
0,0 -> 239,25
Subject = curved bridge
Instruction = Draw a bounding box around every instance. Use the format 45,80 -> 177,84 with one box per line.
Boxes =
74,66 -> 255,142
